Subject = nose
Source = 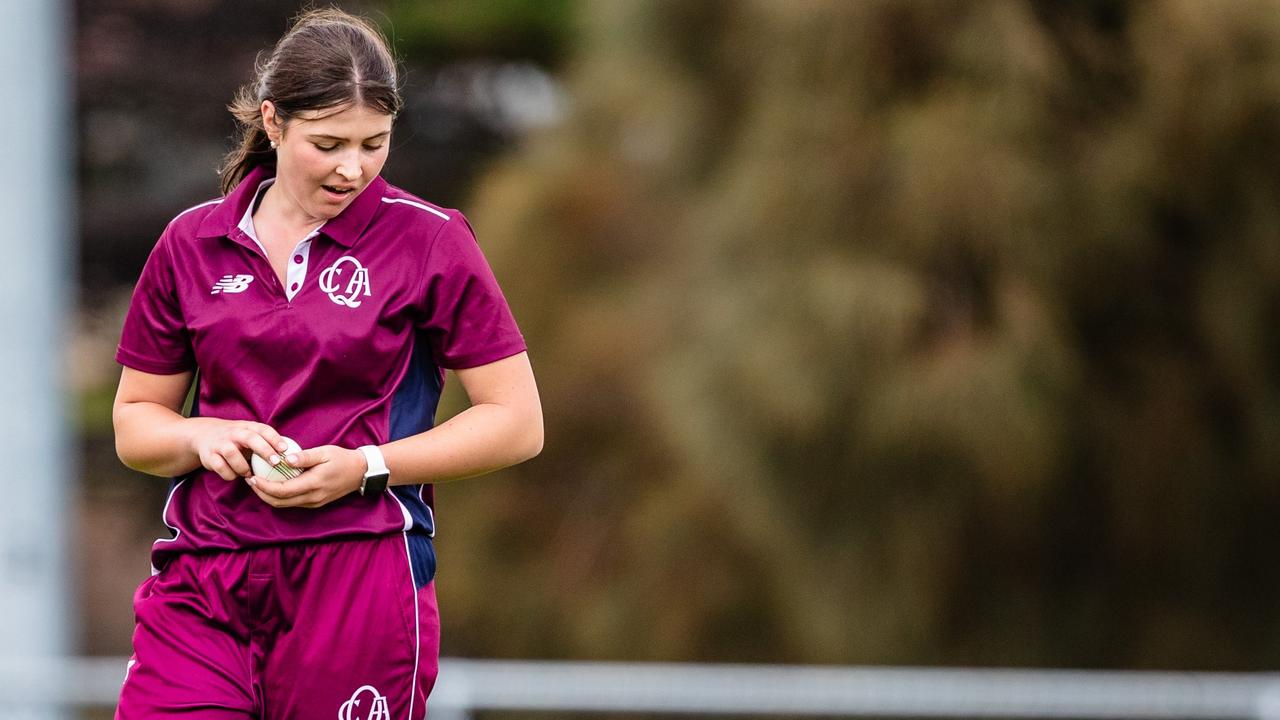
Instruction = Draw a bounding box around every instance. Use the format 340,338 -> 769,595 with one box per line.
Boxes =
336,162 -> 361,182
336,150 -> 362,182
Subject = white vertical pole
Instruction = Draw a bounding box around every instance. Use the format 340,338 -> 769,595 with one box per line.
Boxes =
0,0 -> 73,717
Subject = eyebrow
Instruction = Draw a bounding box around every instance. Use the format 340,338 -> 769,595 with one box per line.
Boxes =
307,131 -> 391,142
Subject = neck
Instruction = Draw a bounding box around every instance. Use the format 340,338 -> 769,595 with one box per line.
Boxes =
256,182 -> 326,234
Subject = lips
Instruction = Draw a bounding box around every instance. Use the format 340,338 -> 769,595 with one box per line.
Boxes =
321,184 -> 357,202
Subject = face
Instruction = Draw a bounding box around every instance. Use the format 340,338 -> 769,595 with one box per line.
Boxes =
262,101 -> 393,222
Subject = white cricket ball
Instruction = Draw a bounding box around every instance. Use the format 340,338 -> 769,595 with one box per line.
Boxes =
251,436 -> 303,482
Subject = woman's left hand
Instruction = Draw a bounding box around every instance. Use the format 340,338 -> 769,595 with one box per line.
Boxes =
246,445 -> 367,509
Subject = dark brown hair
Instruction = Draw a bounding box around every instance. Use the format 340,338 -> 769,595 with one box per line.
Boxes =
219,8 -> 402,194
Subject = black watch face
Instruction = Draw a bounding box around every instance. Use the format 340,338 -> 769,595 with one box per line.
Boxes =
369,472 -> 390,483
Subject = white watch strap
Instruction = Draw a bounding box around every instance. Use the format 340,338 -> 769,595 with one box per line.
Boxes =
358,444 -> 389,478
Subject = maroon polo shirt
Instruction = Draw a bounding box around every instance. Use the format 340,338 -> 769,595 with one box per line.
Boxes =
117,164 -> 526,577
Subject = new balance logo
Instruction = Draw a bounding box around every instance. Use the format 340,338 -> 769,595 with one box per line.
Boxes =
211,274 -> 254,294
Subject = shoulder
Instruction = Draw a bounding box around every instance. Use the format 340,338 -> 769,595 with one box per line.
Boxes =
159,196 -> 225,247
372,184 -> 485,266
376,183 -> 464,236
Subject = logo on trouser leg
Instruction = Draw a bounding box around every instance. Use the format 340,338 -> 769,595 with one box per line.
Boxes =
338,685 -> 391,720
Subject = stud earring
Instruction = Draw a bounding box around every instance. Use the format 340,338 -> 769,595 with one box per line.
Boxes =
269,140 -> 278,149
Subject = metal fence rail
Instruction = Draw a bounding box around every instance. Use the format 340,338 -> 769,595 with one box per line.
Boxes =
4,656 -> 1280,719
432,660 -> 1280,719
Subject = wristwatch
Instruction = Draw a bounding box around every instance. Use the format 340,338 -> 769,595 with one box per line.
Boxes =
357,445 -> 390,496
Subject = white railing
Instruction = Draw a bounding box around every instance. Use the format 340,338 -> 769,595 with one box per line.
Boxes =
3,657 -> 1280,719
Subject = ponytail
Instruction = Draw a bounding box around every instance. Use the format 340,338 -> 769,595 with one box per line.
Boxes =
218,83 -> 276,195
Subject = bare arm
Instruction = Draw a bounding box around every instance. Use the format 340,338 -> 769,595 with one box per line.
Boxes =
249,351 -> 543,508
382,350 -> 544,483
113,366 -> 289,479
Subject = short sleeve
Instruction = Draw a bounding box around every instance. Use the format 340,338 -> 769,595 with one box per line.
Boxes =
417,214 -> 526,369
116,230 -> 195,374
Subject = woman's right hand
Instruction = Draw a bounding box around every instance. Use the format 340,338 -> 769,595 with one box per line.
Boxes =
187,418 -> 291,481
114,367 -> 291,480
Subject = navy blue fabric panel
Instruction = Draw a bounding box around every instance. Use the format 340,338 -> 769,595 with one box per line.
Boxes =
188,369 -> 201,418
406,533 -> 436,589
169,368 -> 201,538
389,332 -> 442,577
392,485 -> 436,537
388,332 -> 442,442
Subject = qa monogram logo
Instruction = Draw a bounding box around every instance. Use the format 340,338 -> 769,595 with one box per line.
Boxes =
319,255 -> 372,308
337,684 -> 391,720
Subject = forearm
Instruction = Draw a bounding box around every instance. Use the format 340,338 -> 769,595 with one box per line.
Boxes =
113,402 -> 207,478
210,355 -> 541,507
381,400 -> 543,486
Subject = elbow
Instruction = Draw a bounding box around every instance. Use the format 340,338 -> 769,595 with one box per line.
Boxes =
115,433 -> 175,477
114,435 -> 129,469
519,410 -> 544,462
115,443 -> 145,474
113,430 -> 146,474
112,409 -> 135,470
112,404 -> 158,474
526,426 -> 544,461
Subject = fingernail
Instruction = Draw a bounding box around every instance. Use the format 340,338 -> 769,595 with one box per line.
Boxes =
269,455 -> 280,465
278,442 -> 289,451
247,477 -> 257,486
285,454 -> 298,464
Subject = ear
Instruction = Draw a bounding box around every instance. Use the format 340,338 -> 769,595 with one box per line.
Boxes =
261,100 -> 283,144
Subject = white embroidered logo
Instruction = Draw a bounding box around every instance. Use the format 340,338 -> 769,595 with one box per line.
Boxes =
210,274 -> 254,295
318,255 -> 372,308
338,685 -> 391,720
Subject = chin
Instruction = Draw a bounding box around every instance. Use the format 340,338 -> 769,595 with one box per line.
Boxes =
314,195 -> 353,213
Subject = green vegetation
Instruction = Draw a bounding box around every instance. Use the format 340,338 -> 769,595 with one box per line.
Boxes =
438,0 -> 1280,668
77,0 -> 1280,669
383,0 -> 576,63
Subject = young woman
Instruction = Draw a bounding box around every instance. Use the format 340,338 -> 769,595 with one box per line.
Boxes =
112,9 -> 542,718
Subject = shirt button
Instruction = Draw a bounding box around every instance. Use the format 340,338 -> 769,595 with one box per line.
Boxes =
293,254 -> 304,264
290,283 -> 299,292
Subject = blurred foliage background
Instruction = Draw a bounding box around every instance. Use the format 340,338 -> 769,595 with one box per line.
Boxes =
74,0 -> 1280,671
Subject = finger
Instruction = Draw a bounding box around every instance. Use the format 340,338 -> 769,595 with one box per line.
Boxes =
251,423 -> 292,456
248,478 -> 325,509
203,452 -> 239,482
231,427 -> 284,467
288,489 -> 327,509
218,444 -> 253,478
247,478 -> 288,508
285,447 -> 328,470
250,473 -> 316,500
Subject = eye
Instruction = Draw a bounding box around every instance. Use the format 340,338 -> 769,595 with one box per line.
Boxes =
363,143 -> 385,152
314,143 -> 338,152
